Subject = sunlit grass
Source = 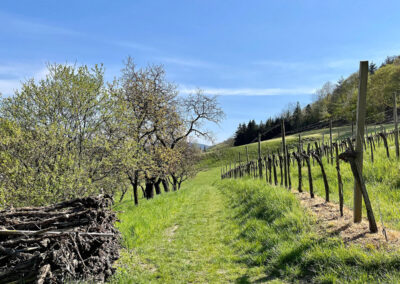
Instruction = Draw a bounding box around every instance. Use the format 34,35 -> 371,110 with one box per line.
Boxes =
218,177 -> 400,283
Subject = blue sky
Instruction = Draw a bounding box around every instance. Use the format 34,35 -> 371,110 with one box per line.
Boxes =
1,1 -> 400,144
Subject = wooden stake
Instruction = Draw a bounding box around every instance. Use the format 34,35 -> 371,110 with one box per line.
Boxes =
394,92 -> 399,158
354,61 -> 368,223
329,119 -> 333,164
258,133 -> 263,178
334,143 -> 344,216
282,120 -> 288,188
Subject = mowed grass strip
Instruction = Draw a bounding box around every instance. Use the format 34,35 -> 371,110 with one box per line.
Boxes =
110,168 -> 260,283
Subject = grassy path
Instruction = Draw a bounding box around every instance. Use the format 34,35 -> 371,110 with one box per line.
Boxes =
111,168 -> 264,283
111,168 -> 400,283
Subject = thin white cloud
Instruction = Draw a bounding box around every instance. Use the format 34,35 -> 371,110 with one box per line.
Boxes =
0,11 -> 82,37
112,40 -> 158,52
157,57 -> 218,68
252,60 -> 307,69
253,58 -> 358,71
179,86 -> 316,96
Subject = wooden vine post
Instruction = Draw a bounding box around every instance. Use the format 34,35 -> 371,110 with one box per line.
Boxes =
329,119 -> 333,164
394,92 -> 399,159
268,155 -> 272,184
293,152 -> 302,192
278,151 -> 283,186
287,146 -> 291,189
281,120 -> 288,188
258,133 -> 263,178
353,61 -> 368,223
272,154 -> 278,185
334,143 -> 344,216
245,146 -> 250,175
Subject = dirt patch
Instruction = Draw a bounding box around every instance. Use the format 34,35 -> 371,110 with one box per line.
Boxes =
292,190 -> 400,250
165,224 -> 179,242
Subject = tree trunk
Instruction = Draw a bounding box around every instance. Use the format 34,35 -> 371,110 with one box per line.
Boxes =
145,179 -> 154,199
119,186 -> 128,203
161,178 -> 170,192
127,171 -> 139,206
154,179 -> 162,195
171,175 -> 178,191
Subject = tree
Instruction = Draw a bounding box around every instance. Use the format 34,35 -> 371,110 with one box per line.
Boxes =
110,57 -> 178,204
0,63 -> 120,206
292,102 -> 302,130
168,141 -> 201,190
156,90 -> 224,190
369,62 -> 377,74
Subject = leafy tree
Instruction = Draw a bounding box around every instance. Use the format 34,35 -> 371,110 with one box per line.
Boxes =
0,64 -> 119,206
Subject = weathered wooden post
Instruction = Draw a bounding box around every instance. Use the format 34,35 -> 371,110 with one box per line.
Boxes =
287,146 -> 291,189
245,146 -> 250,175
268,155 -> 272,184
282,120 -> 288,188
272,154 -> 278,185
258,133 -> 263,178
293,152 -> 302,192
394,92 -> 399,159
353,61 -> 368,223
330,119 -> 333,164
368,137 -> 374,163
334,143 -> 344,216
298,134 -> 302,152
278,150 -> 283,186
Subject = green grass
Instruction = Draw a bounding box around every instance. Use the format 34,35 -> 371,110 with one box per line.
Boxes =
111,166 -> 400,283
110,122 -> 400,283
110,168 -> 265,283
218,177 -> 400,283
203,122 -> 400,230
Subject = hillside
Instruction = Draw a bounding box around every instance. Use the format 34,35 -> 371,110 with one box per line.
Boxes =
233,55 -> 400,147
111,122 -> 400,283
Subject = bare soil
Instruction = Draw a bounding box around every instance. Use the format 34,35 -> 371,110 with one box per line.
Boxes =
292,190 -> 400,250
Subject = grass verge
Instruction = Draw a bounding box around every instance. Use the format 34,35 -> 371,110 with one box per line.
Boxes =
218,177 -> 400,283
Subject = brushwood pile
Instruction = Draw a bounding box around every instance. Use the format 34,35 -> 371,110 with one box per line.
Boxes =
0,195 -> 121,283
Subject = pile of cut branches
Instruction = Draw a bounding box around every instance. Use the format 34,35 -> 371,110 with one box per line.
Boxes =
0,195 -> 121,283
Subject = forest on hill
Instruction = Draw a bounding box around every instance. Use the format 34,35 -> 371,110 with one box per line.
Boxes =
234,55 -> 400,146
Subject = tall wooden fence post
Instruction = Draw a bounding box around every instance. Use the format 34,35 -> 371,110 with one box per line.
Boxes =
258,133 -> 263,178
354,60 -> 368,223
329,119 -> 333,164
282,120 -> 288,188
394,92 -> 399,159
